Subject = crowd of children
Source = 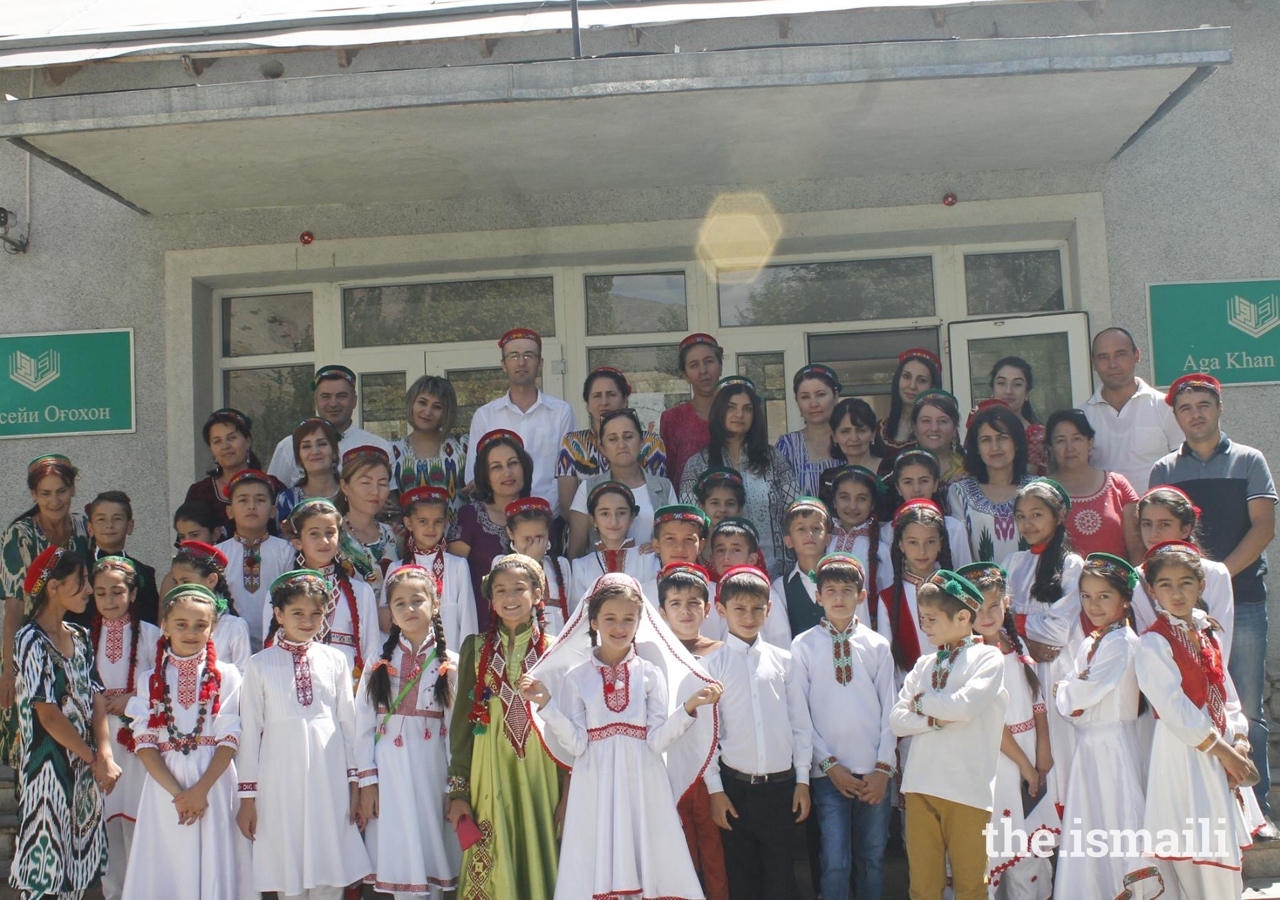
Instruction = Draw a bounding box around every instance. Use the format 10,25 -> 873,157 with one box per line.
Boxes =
0,410 -> 1268,899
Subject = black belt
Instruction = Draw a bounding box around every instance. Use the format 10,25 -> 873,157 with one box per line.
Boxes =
721,763 -> 794,785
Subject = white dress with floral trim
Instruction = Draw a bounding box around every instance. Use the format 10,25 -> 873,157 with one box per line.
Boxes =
95,617 -> 161,827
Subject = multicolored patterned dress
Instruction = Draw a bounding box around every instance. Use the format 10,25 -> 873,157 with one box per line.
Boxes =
391,433 -> 469,514
10,622 -> 107,897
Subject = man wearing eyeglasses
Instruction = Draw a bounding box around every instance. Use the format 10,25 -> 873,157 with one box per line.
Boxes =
466,328 -> 577,517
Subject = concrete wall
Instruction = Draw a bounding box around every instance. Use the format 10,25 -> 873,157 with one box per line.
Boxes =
0,0 -> 1277,641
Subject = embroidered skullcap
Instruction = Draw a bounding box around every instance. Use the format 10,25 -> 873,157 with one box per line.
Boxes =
506,497 -> 552,519
899,348 -> 941,370
966,397 -> 1011,429
893,498 -> 942,527
476,429 -> 523,455
653,504 -> 711,535
400,486 -> 451,509
793,363 -> 842,395
23,545 -> 68,597
715,375 -> 756,394
498,328 -> 542,350
1084,552 -> 1140,592
226,468 -> 277,500
1165,373 -> 1221,407
927,569 -> 984,614
1027,477 -> 1072,513
178,540 -> 229,572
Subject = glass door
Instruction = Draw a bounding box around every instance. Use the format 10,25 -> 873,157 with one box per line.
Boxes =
426,341 -> 567,432
947,313 -> 1093,418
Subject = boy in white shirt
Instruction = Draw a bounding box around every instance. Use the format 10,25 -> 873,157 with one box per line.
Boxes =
702,566 -> 813,900
771,497 -> 833,640
890,570 -> 1009,900
391,485 -> 478,647
638,504 -> 711,606
216,469 -> 294,652
708,518 -> 789,648
793,553 -> 896,900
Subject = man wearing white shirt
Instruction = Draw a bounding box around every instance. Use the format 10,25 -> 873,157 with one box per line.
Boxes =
701,566 -> 813,900
465,328 -> 577,517
266,364 -> 392,487
1082,327 -> 1182,492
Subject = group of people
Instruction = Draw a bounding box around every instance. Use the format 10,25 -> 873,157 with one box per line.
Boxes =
0,322 -> 1274,900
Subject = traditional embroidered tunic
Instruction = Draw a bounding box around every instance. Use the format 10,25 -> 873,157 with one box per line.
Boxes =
354,635 -> 462,899
1133,557 -> 1235,665
826,524 -> 893,595
774,430 -> 841,500
211,613 -> 252,672
237,639 -> 371,894
448,623 -> 560,900
392,433 -> 470,513
570,546 -> 658,610
392,546 -> 479,649
874,576 -> 937,685
123,649 -> 242,900
947,475 -> 1035,563
95,617 -> 161,830
878,516 -> 974,571
262,566 -> 382,689
448,501 -> 511,632
216,535 -> 295,651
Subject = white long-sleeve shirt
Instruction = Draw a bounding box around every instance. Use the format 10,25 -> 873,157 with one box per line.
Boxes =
218,535 -> 296,652
1133,557 -> 1235,665
701,633 -> 813,792
1004,550 -> 1084,651
465,390 -> 577,517
1055,625 -> 1141,725
891,641 -> 1008,811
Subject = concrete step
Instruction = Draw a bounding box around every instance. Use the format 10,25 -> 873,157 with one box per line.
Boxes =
1247,842 -> 1280,880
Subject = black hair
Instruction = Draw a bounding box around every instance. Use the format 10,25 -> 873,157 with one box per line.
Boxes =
1016,481 -> 1071,607
963,404 -> 1029,483
400,494 -> 451,559
585,580 -> 644,646
886,505 -> 954,667
717,572 -> 770,606
1077,562 -> 1147,713
201,409 -> 264,478
27,552 -> 88,623
828,398 -> 878,461
291,418 -> 342,489
885,354 -> 942,446
1137,488 -> 1204,550
711,521 -> 759,555
820,467 -> 882,601
171,547 -> 240,617
694,474 -> 745,508
915,582 -> 974,625
597,408 -> 644,441
264,573 -> 330,647
814,561 -> 864,592
792,366 -> 840,396
87,490 -> 134,521
708,384 -> 772,476
583,369 -> 631,403
367,571 -> 452,711
472,436 -> 535,503
1045,407 -> 1096,449
989,357 -> 1039,425
13,459 -> 78,527
890,451 -> 949,513
657,570 -> 710,608
1143,548 -> 1206,587
173,501 -> 222,535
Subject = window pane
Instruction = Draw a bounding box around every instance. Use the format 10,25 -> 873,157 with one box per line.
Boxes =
223,365 -> 316,460
585,273 -> 688,336
586,344 -> 687,434
964,250 -> 1064,316
718,257 -> 934,327
221,292 -> 314,358
736,351 -> 788,442
360,372 -> 408,443
808,328 -> 941,421
445,367 -> 509,432
343,278 -> 555,348
966,333 -> 1073,423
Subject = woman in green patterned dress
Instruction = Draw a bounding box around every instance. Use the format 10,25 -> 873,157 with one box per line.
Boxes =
11,544 -> 118,900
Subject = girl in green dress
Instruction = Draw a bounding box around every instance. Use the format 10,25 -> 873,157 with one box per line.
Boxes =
11,545 -> 119,900
446,553 -> 563,900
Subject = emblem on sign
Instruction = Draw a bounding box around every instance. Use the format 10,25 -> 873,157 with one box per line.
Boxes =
1227,294 -> 1280,339
9,349 -> 61,392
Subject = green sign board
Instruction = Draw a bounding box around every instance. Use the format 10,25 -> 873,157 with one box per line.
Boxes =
0,329 -> 135,439
1148,279 -> 1280,388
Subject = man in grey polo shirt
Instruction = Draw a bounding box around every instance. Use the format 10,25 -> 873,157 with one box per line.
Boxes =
1150,373 -> 1278,830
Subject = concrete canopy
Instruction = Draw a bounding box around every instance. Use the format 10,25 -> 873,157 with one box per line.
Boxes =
0,27 -> 1230,215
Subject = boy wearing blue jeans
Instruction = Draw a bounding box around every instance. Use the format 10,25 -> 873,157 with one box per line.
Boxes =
793,553 -> 896,900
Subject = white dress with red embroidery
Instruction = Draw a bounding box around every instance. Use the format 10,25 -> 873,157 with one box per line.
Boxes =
122,650 -> 243,900
389,547 -> 478,649
1054,625 -> 1163,899
212,612 -> 252,672
262,570 -> 384,685
538,647 -> 706,900
353,635 -> 462,899
236,639 -> 371,894
986,646 -> 1058,899
95,616 -> 161,825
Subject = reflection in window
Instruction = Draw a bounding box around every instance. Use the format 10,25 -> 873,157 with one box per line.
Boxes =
808,329 -> 941,421
736,351 -> 788,443
343,278 -> 555,348
586,345 -> 686,434
223,365 -> 316,460
964,250 -> 1064,316
360,372 -> 408,443
221,293 -> 314,358
445,367 -> 510,431
718,257 -> 934,328
585,273 -> 688,336
967,333 -> 1073,421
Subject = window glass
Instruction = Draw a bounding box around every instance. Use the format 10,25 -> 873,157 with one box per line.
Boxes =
221,293 -> 314,357
966,333 -> 1073,424
735,351 -> 788,443
586,344 -> 686,434
964,250 -> 1064,316
445,367 -> 510,432
343,278 -> 555,348
223,365 -> 316,459
360,372 -> 408,443
807,329 -> 941,420
718,257 -> 934,327
585,273 -> 688,335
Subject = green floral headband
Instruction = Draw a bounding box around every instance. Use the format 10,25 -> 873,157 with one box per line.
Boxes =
1084,552 -> 1139,592
162,582 -> 227,617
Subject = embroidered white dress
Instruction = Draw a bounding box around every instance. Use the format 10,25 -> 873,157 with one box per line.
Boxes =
1054,626 -> 1162,900
96,617 -> 161,900
570,548 -> 659,610
1133,557 -> 1235,664
1004,549 -> 1083,800
354,635 -> 462,899
217,535 -> 295,651
827,526 -> 893,595
388,547 -> 479,649
878,517 -> 973,571
123,651 -> 243,900
212,613 -> 252,672
237,640 -> 372,894
264,572 -> 382,686
987,648 -> 1057,900
538,648 -> 705,900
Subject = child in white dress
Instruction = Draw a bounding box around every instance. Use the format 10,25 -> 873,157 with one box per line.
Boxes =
1053,553 -> 1162,899
964,562 -> 1056,899
217,468 -> 295,651
356,564 -> 462,899
392,485 -> 477,647
521,572 -> 721,900
123,584 -> 242,900
237,569 -> 372,898
822,465 -> 890,595
168,541 -> 253,670
90,557 -> 161,900
884,448 -> 972,568
571,482 -> 657,602
504,497 -> 573,634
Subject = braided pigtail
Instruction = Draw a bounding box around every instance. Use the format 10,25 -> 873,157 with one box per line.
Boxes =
404,530 -> 418,563
264,615 -> 282,648
887,532 -> 910,671
366,627 -> 400,711
865,514 -> 881,603
546,555 -> 569,620
204,639 -> 222,715
431,613 -> 452,708
937,517 -> 955,572
146,636 -> 168,729
533,600 -> 549,657
1001,609 -> 1040,696
467,613 -> 502,734
91,614 -> 103,655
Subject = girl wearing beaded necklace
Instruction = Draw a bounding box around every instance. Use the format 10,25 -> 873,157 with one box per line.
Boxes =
123,584 -> 242,899
237,570 -> 371,897
91,556 -> 161,900
355,565 -> 461,898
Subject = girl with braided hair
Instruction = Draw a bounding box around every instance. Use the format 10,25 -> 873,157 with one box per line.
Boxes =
446,553 -> 561,900
236,570 -> 371,898
123,583 -> 241,899
504,497 -> 572,634
393,486 -> 476,648
875,499 -> 954,679
90,556 -> 160,900
355,564 -> 461,898
168,541 -> 252,671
